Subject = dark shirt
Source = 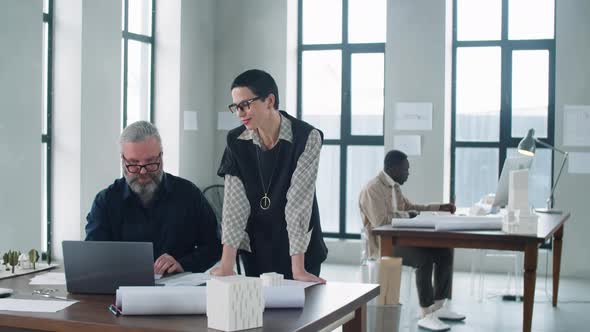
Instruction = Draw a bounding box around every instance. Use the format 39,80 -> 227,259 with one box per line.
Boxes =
85,173 -> 222,273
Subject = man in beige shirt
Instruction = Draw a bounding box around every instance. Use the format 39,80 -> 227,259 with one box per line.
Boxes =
359,150 -> 464,331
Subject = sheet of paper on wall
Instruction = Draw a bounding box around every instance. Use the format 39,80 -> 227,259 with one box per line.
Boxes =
393,135 -> 421,156
393,102 -> 433,131
217,112 -> 240,130
568,152 -> 590,174
183,111 -> 198,131
563,105 -> 590,146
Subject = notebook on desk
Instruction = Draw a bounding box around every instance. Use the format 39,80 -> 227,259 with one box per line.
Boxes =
62,241 -> 155,294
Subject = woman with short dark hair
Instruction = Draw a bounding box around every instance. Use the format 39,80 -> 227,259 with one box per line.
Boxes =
211,69 -> 327,282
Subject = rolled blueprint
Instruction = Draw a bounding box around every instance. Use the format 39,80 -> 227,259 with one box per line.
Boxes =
115,283 -> 307,315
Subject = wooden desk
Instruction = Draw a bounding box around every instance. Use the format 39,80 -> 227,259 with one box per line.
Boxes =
0,274 -> 379,332
373,212 -> 569,332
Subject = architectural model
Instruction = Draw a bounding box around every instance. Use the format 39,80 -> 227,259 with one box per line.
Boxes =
207,276 -> 264,331
260,272 -> 284,287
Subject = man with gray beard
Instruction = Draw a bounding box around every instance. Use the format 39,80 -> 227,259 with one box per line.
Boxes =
85,121 -> 222,274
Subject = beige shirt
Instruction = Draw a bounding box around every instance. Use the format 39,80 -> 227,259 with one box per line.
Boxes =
358,171 -> 440,260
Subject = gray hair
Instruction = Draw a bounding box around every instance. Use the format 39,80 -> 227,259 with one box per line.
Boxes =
120,121 -> 163,152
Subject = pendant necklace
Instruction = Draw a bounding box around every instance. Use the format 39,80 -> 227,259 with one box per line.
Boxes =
256,141 -> 281,210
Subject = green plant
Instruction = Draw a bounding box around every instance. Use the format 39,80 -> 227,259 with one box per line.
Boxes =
2,252 -> 9,271
28,249 -> 40,270
7,250 -> 20,273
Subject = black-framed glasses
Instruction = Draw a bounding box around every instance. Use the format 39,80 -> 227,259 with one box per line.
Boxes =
122,152 -> 162,173
228,96 -> 261,114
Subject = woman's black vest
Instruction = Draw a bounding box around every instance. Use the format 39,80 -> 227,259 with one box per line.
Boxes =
218,111 -> 328,278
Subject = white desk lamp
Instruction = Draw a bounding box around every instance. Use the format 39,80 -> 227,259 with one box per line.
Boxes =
517,128 -> 568,214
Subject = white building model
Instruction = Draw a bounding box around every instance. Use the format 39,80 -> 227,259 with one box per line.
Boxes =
206,276 -> 264,331
260,272 -> 284,287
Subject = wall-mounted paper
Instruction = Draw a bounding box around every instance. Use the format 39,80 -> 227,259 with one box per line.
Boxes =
393,102 -> 432,131
568,152 -> 590,174
563,105 -> 590,146
218,112 -> 240,130
183,111 -> 198,131
393,135 -> 421,156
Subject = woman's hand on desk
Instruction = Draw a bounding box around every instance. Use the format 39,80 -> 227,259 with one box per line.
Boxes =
210,265 -> 236,277
210,244 -> 238,276
291,253 -> 326,284
292,269 -> 326,283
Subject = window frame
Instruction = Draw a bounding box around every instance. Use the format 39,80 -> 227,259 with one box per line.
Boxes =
297,0 -> 385,239
42,0 -> 54,264
450,0 -> 556,206
122,0 -> 156,127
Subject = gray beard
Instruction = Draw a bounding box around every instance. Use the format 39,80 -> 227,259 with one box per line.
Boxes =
124,169 -> 163,206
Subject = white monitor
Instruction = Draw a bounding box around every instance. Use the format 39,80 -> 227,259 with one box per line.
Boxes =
492,156 -> 533,208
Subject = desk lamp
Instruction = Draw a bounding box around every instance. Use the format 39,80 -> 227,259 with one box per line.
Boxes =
518,128 -> 568,213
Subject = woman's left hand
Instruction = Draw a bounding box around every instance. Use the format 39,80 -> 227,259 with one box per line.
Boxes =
293,270 -> 326,283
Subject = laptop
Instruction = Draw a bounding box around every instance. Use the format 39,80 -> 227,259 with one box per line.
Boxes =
62,241 -> 155,294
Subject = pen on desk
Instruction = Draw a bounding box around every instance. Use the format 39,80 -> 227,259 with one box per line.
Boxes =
108,304 -> 121,317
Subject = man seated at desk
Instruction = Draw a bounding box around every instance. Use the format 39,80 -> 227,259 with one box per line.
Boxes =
86,121 -> 222,275
359,150 -> 464,331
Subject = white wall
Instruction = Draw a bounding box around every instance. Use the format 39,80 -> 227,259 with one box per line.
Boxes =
554,0 -> 590,278
52,0 -> 121,259
155,0 -> 217,190
213,0 -> 290,176
384,0 -> 451,204
0,0 -> 43,253
179,0 -> 216,189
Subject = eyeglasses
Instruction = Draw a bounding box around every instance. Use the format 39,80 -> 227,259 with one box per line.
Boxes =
228,96 -> 261,114
122,152 -> 162,173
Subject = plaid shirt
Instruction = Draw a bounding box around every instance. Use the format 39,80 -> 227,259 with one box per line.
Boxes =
359,171 -> 440,259
221,114 -> 321,256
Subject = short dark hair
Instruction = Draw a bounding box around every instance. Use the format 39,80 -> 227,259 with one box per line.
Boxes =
384,150 -> 408,169
231,69 -> 279,109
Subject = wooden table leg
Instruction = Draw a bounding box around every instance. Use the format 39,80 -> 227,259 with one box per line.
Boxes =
523,243 -> 538,332
343,303 -> 366,332
380,235 -> 393,258
553,225 -> 564,307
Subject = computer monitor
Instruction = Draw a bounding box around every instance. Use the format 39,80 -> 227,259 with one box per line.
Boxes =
492,156 -> 533,208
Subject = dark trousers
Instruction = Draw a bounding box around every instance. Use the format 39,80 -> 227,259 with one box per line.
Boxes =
393,246 -> 453,308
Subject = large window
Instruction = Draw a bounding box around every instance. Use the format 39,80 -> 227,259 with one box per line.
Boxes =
298,0 -> 386,238
452,0 -> 555,208
42,0 -> 53,262
122,0 -> 155,127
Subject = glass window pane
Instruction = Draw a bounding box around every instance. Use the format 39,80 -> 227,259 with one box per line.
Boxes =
508,148 -> 551,209
346,146 -> 384,234
455,148 -> 499,207
456,47 -> 501,142
302,0 -> 341,44
351,53 -> 384,136
457,0 -> 501,41
509,0 -> 554,40
511,50 -> 549,138
348,0 -> 386,43
128,0 -> 152,36
126,40 -> 151,125
317,145 -> 340,233
43,0 -> 48,14
302,50 -> 342,139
